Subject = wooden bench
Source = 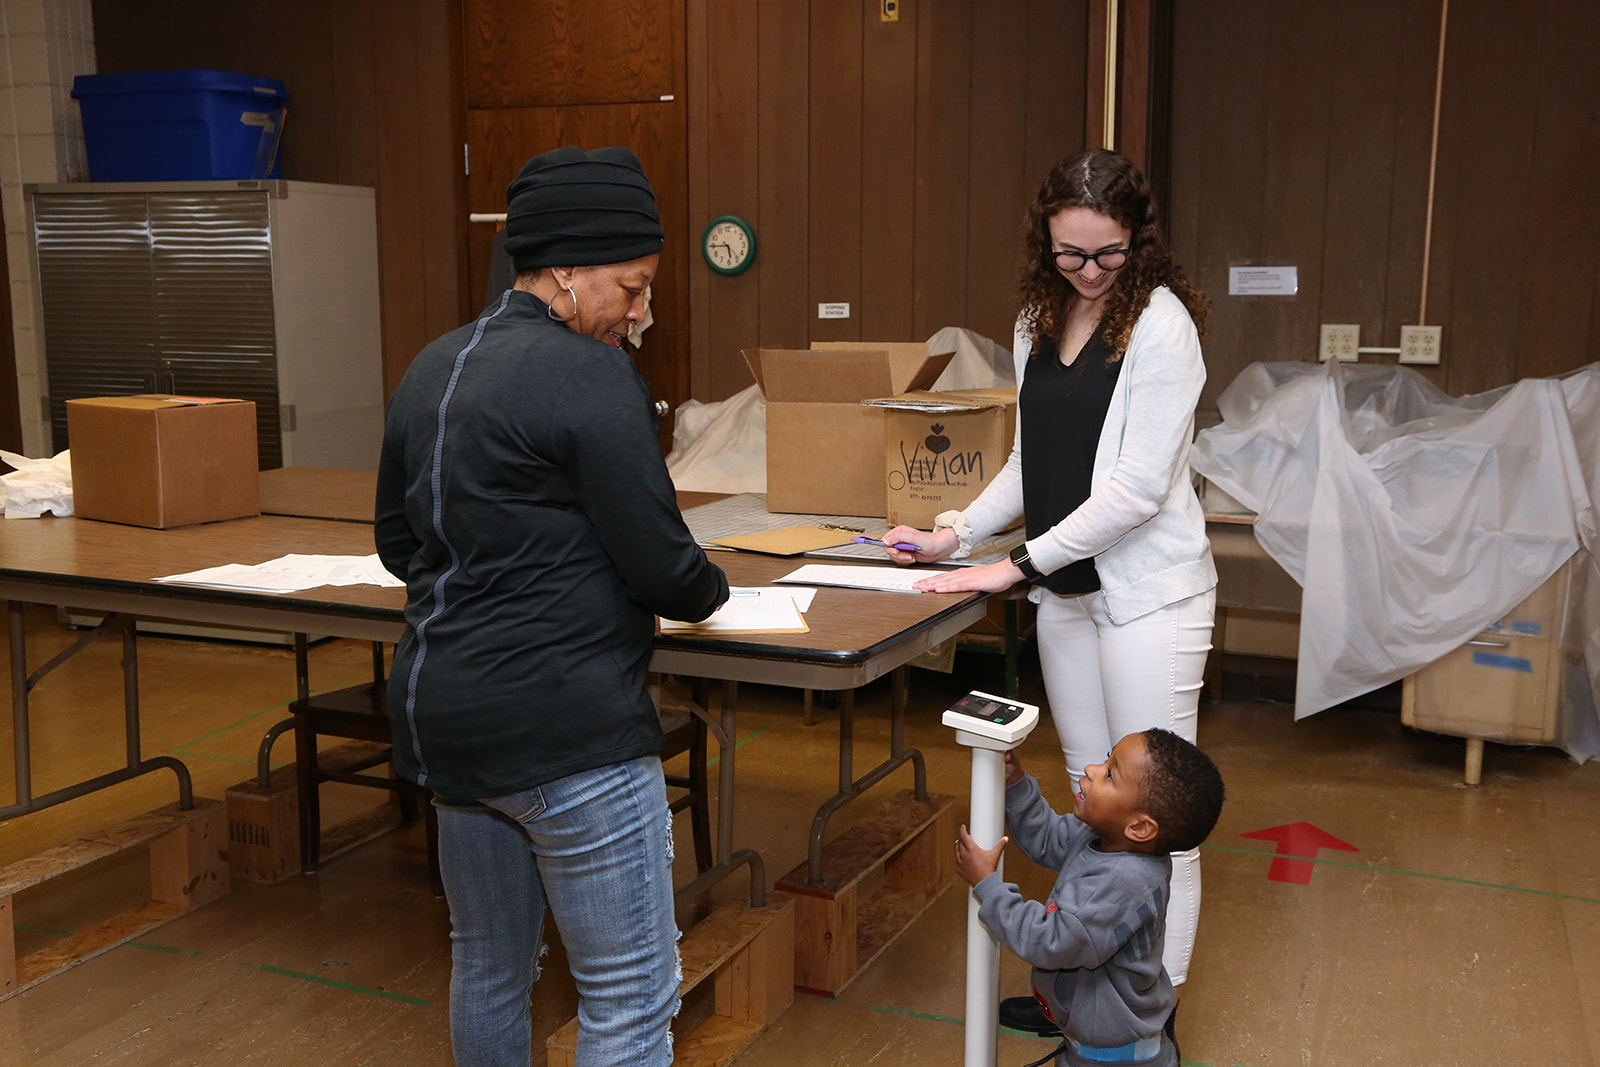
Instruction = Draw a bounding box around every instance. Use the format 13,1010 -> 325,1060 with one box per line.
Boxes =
775,789 -> 956,998
546,892 -> 795,1067
1,798 -> 229,1001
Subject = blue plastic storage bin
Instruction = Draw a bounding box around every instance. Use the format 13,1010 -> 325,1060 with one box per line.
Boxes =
71,69 -> 288,182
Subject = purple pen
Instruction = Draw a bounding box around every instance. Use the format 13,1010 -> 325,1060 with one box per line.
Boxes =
851,535 -> 922,552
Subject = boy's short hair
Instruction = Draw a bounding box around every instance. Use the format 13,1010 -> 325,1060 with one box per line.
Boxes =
1139,728 -> 1225,854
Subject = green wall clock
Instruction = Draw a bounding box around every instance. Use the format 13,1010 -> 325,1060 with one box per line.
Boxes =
702,215 -> 757,276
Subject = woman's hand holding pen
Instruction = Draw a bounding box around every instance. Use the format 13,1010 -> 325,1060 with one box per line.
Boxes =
881,525 -> 959,566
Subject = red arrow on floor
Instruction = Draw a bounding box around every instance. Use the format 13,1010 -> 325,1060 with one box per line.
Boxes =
1240,822 -> 1359,885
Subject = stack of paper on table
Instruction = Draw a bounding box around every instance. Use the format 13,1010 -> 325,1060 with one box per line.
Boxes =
775,564 -> 946,594
155,553 -> 403,594
659,586 -> 818,635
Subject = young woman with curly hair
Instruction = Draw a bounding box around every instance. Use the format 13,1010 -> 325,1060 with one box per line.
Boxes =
884,149 -> 1217,1030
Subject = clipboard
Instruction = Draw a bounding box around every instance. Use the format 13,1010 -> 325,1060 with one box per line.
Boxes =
704,525 -> 859,557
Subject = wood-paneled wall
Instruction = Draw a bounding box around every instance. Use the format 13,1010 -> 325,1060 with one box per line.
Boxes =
0,194 -> 19,452
1169,0 -> 1600,415
686,0 -> 1090,402
461,0 -> 690,454
85,1 -> 1595,421
90,0 -> 467,400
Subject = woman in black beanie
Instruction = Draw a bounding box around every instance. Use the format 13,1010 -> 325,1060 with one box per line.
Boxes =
376,145 -> 728,1067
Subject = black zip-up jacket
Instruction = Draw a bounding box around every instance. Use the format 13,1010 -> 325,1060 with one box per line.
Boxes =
374,289 -> 728,798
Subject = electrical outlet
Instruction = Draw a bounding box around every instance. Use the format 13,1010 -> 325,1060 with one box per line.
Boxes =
881,0 -> 900,20
1319,324 -> 1360,362
1399,325 -> 1442,364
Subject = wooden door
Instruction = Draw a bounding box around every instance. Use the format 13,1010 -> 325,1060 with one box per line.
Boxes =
462,0 -> 689,450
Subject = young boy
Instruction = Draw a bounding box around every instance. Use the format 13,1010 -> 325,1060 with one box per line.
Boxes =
956,727 -> 1225,1067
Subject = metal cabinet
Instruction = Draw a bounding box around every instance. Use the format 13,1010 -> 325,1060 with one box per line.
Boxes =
27,180 -> 385,470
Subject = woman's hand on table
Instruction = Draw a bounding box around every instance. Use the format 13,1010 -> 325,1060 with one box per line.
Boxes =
882,524 -> 959,566
910,559 -> 1023,594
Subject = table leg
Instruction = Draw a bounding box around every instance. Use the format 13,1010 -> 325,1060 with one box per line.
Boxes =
675,677 -> 767,908
805,665 -> 925,884
1463,737 -> 1485,786
2,602 -> 192,820
8,601 -> 30,811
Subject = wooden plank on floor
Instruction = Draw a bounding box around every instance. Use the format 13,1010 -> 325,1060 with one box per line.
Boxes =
775,791 -> 956,898
546,892 -> 795,1066
0,800 -> 225,896
778,791 -> 957,998
14,900 -> 186,989
1,798 -> 230,1001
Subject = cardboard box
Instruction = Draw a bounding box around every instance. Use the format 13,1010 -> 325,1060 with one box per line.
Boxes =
743,343 -> 953,516
865,387 -> 1017,529
67,394 -> 260,528
1201,477 -> 1256,519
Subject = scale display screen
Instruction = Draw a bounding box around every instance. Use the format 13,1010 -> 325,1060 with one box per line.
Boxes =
941,690 -> 1039,746
947,693 -> 1029,726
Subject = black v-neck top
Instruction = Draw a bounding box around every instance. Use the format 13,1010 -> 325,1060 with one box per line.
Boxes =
1019,328 -> 1123,594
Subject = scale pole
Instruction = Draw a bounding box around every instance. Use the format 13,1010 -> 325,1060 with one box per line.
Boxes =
964,746 -> 1006,1067
942,690 -> 1039,1067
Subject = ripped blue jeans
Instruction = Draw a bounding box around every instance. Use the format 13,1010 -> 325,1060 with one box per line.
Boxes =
435,756 -> 679,1067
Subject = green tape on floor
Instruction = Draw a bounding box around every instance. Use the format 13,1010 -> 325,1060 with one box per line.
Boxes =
169,677 -> 360,760
706,726 -> 768,768
244,961 -> 429,1006
1204,843 -> 1600,905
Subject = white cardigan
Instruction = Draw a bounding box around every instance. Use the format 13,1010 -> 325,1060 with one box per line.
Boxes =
948,286 -> 1217,624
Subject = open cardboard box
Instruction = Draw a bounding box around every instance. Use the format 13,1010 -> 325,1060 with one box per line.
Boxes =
66,394 -> 260,528
864,387 -> 1017,529
743,342 -> 953,516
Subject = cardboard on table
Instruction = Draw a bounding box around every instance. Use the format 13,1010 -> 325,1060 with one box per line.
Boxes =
864,387 -> 1017,529
705,525 -> 858,557
66,394 -> 260,528
743,342 -> 953,517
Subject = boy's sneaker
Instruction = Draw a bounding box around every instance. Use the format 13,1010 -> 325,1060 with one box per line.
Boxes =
998,995 -> 1062,1036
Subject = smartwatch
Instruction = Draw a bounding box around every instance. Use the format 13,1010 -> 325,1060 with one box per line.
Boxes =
1009,542 -> 1041,582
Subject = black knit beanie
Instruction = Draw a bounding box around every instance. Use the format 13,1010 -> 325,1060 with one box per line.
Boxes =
503,145 -> 665,272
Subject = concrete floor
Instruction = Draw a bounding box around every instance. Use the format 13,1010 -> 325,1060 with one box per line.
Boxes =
2,609 -> 1598,1066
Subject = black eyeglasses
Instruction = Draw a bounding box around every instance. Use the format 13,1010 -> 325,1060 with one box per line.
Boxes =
1051,247 -> 1130,272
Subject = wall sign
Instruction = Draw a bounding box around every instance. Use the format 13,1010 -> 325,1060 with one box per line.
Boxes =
1229,266 -> 1299,296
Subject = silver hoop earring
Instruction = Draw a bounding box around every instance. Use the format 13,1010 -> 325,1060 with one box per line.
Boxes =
547,283 -> 578,324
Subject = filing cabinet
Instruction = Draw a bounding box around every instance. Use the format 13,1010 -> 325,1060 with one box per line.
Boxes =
1402,558 -> 1573,782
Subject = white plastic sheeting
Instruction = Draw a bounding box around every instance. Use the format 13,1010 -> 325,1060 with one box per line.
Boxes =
666,382 -> 768,494
665,327 -> 1013,495
0,449 -> 74,517
924,325 -> 1017,391
1192,360 -> 1600,761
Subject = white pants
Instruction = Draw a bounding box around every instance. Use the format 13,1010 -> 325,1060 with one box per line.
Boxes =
1033,586 -> 1215,985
